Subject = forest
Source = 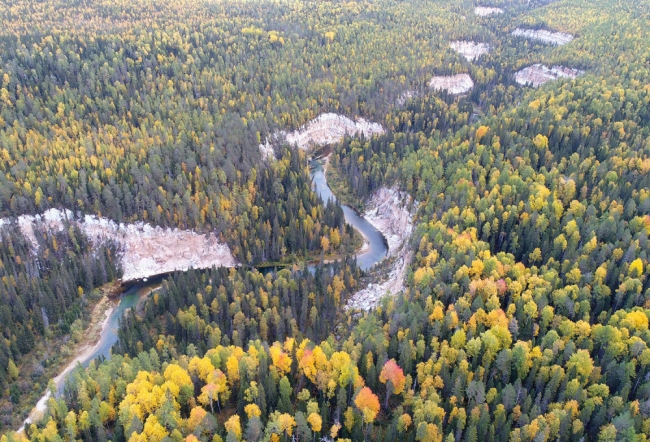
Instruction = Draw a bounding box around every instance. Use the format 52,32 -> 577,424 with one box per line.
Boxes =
2,0 -> 650,440
0,224 -> 120,429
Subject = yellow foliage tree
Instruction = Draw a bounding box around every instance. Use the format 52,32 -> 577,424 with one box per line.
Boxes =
224,415 -> 242,440
475,126 -> 489,141
307,412 -> 322,432
629,258 -> 644,278
187,407 -> 207,432
277,413 -> 297,437
245,403 -> 262,419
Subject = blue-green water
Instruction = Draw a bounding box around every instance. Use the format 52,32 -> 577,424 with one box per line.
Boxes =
55,162 -> 387,394
83,281 -> 162,364
311,164 -> 387,271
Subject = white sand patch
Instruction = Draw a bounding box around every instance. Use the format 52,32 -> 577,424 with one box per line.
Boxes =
475,6 -> 504,16
1,209 -> 237,282
266,113 -> 385,151
347,187 -> 415,311
429,73 -> 474,94
397,90 -> 416,107
512,28 -> 574,45
515,64 -> 583,87
259,139 -> 275,161
450,41 -> 490,61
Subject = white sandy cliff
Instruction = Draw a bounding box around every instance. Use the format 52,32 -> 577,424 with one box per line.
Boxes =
475,6 -> 503,16
429,74 -> 474,94
261,113 -> 385,151
515,64 -> 583,87
512,28 -> 574,45
347,187 -> 415,311
3,209 -> 237,282
450,41 -> 490,62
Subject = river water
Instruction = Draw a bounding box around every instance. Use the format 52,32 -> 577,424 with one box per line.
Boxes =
310,163 -> 387,270
82,279 -> 165,364
46,161 -> 387,398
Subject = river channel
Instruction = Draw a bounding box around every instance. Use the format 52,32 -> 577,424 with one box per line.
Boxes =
81,161 -> 386,368
20,160 -> 388,430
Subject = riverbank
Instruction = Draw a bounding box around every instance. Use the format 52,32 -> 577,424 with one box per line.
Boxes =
18,293 -> 116,433
347,186 -> 415,310
4,209 -> 238,283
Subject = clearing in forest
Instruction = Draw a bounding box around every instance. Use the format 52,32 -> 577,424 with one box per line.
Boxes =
450,40 -> 490,61
515,64 -> 583,87
512,28 -> 574,45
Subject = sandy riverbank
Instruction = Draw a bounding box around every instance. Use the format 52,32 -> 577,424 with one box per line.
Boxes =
347,186 -> 416,310
17,296 -> 116,433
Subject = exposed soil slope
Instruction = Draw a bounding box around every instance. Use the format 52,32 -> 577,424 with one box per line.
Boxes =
347,187 -> 415,311
4,209 -> 237,281
429,74 -> 474,94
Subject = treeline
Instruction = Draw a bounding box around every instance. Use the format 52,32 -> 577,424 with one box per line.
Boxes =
0,224 -> 120,430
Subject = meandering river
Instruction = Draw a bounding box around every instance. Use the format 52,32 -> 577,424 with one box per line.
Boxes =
310,163 -> 387,270
86,163 -> 385,365
20,161 -> 388,431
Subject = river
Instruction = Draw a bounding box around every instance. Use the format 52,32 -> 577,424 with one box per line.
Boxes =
88,163 -> 385,366
19,160 -> 387,431
79,280 -> 165,366
310,162 -> 387,270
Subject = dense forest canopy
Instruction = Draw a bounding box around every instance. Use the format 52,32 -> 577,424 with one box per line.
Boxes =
2,0 -> 650,440
0,224 -> 121,430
